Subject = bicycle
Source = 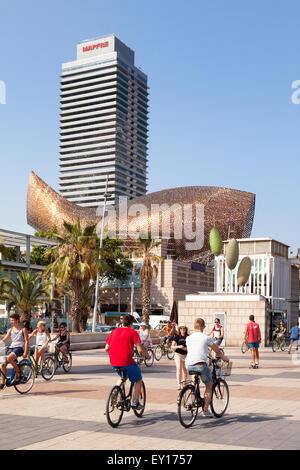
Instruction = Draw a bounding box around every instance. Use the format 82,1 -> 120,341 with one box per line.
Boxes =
105,367 -> 146,428
177,358 -> 231,428
0,348 -> 35,394
272,333 -> 287,352
51,345 -> 72,373
241,340 -> 249,354
154,338 -> 175,361
133,346 -> 154,367
28,348 -> 56,381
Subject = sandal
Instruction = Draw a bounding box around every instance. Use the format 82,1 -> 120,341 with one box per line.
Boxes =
0,384 -> 5,390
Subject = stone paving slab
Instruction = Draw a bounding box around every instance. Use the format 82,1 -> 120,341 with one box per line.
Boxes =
0,348 -> 300,450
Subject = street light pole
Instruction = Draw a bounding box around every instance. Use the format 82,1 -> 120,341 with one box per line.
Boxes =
92,176 -> 111,332
50,273 -> 55,333
130,279 -> 135,315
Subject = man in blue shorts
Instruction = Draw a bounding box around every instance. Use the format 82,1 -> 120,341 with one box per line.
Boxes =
288,322 -> 300,354
105,314 -> 150,410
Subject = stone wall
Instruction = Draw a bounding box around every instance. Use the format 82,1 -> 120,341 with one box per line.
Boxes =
178,297 -> 269,347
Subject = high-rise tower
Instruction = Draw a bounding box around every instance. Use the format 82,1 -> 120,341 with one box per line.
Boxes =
59,35 -> 148,207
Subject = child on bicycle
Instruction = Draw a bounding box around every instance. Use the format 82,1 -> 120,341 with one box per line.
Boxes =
0,313 -> 29,390
50,322 -> 70,362
29,321 -> 51,367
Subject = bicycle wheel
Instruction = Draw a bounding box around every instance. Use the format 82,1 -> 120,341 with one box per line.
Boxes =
177,384 -> 199,428
241,342 -> 248,354
272,341 -> 280,352
41,356 -> 56,381
280,339 -> 287,352
167,348 -> 175,360
144,349 -> 154,367
210,378 -> 229,418
154,345 -> 163,361
62,352 -> 72,373
133,381 -> 146,418
106,386 -> 124,428
14,363 -> 35,395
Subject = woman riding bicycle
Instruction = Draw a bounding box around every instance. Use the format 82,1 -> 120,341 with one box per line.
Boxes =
274,321 -> 286,342
28,321 -> 51,367
50,322 -> 70,362
138,323 -> 152,349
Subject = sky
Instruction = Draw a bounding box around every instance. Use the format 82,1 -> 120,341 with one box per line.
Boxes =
0,0 -> 299,253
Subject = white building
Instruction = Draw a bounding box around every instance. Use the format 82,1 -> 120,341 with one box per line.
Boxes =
178,237 -> 300,346
59,35 -> 148,208
215,238 -> 298,329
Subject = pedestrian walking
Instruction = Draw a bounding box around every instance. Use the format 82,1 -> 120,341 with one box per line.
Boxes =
171,323 -> 189,390
288,322 -> 300,354
244,315 -> 261,368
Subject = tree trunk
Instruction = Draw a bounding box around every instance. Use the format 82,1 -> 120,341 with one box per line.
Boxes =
71,279 -> 82,333
79,308 -> 89,332
20,311 -> 31,324
142,279 -> 151,325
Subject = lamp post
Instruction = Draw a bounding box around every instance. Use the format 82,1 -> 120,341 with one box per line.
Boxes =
92,176 -> 111,332
50,273 -> 55,333
130,280 -> 135,315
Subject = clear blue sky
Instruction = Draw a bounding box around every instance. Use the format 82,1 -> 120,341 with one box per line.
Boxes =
0,0 -> 299,252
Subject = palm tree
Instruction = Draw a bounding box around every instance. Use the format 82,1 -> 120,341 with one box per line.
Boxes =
79,283 -> 95,332
133,234 -> 162,325
46,220 -> 99,333
2,271 -> 51,322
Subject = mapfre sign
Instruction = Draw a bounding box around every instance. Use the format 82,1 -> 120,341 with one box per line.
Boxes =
82,41 -> 109,52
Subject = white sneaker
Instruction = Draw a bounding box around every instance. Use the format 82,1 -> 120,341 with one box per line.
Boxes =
202,409 -> 213,418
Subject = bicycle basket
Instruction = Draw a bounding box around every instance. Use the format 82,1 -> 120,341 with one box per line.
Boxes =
219,361 -> 232,377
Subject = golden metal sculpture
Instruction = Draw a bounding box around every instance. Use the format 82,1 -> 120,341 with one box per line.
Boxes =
27,171 -> 255,260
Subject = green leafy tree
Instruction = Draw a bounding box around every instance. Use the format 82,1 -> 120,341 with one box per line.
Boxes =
46,220 -> 132,332
30,229 -> 57,266
2,271 -> 52,323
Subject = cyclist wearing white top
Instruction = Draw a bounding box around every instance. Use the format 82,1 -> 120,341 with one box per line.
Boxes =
29,321 -> 51,366
186,318 -> 229,418
138,323 -> 152,348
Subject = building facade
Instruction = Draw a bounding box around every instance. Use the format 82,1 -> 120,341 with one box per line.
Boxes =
59,35 -> 148,208
215,238 -> 299,329
99,239 -> 214,319
178,237 -> 300,346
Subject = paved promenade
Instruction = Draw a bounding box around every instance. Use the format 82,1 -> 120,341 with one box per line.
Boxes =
0,347 -> 300,450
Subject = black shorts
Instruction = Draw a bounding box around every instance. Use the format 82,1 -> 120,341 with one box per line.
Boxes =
57,342 -> 70,350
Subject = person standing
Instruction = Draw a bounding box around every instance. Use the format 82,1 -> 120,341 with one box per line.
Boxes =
288,322 -> 300,354
244,315 -> 261,368
171,323 -> 189,390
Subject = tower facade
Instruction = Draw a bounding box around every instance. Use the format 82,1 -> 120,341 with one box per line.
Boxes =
59,35 -> 148,207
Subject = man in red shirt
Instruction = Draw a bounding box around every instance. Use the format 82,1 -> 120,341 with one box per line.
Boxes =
105,314 -> 150,409
244,315 -> 261,368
